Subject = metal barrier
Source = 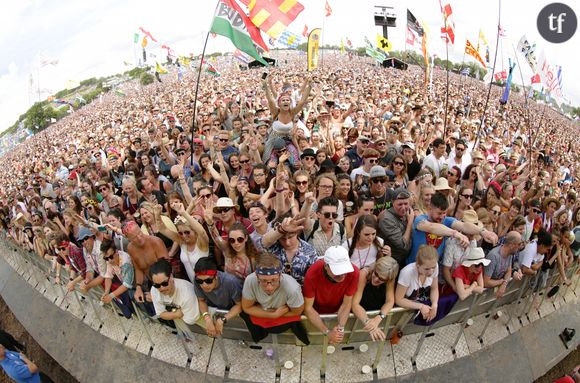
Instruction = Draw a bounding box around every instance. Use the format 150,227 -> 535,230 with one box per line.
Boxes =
1,237 -> 579,379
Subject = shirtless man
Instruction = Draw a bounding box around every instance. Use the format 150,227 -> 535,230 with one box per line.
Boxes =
122,221 -> 169,303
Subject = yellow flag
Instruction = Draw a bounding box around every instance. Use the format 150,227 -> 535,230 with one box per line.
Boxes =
155,62 -> 168,74
376,34 -> 392,52
479,29 -> 489,46
307,28 -> 321,71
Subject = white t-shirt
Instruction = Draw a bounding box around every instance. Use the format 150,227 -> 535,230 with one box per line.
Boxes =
422,153 -> 446,177
152,278 -> 200,325
350,166 -> 370,182
398,262 -> 439,299
517,240 -> 544,269
342,237 -> 384,269
180,243 -> 209,283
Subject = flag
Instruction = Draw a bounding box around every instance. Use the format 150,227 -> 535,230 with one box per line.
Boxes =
406,10 -> 424,48
302,24 -> 308,37
530,73 -> 540,84
421,21 -> 429,87
516,35 -> 538,73
141,36 -> 148,49
340,38 -> 346,54
365,47 -> 386,62
537,51 -> 563,97
139,27 -> 158,42
210,0 -> 268,65
133,33 -> 139,44
155,62 -> 168,74
494,71 -> 507,81
498,25 -> 507,37
346,38 -> 352,48
376,34 -> 392,52
500,60 -> 516,104
556,65 -> 563,91
460,68 -> 470,76
233,49 -> 251,65
206,63 -> 221,76
307,28 -> 321,71
465,39 -> 486,67
478,29 -> 489,49
244,0 -> 305,39
177,65 -> 184,81
325,0 -> 332,17
278,29 -> 302,48
439,0 -> 455,44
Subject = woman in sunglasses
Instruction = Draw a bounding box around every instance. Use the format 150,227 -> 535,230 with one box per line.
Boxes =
351,256 -> 399,341
343,214 -> 391,269
212,222 -> 259,281
389,154 -> 409,189
450,187 -> 474,219
164,200 -> 210,284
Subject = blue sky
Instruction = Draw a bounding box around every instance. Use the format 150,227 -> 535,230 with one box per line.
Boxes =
0,0 -> 578,132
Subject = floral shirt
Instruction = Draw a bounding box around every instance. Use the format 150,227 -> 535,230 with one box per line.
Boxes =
261,238 -> 318,285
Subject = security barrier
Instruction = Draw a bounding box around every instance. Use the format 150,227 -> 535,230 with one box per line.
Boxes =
1,237 -> 578,380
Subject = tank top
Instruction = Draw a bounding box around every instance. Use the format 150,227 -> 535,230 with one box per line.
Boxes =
180,243 -> 208,283
272,120 -> 293,135
359,280 -> 386,311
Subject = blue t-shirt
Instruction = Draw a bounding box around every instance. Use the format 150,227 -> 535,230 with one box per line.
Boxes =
0,351 -> 40,383
407,214 -> 456,264
193,271 -> 242,310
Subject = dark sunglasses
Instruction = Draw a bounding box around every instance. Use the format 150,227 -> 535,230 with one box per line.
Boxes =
303,156 -> 315,161
532,208 -> 541,213
461,194 -> 473,199
199,193 -> 211,199
322,212 -> 338,219
229,236 -> 245,244
295,180 -> 308,186
239,159 -> 250,164
178,230 -> 192,236
371,178 -> 387,184
393,161 -> 405,166
57,247 -> 67,251
195,277 -> 215,285
219,138 -> 229,142
368,158 -> 378,164
215,207 -> 232,213
152,280 -> 170,289
491,210 -> 501,215
176,151 -> 186,156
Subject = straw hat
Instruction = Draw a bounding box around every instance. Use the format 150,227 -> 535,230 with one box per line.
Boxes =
542,197 -> 561,211
434,177 -> 452,191
461,247 -> 491,267
462,209 -> 482,228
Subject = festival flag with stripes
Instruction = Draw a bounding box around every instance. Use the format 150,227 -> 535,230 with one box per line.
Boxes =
139,27 -> 158,42
241,0 -> 305,39
438,0 -> 455,45
406,9 -> 424,48
278,29 -> 302,48
494,70 -> 507,82
325,0 -> 332,17
210,0 -> 268,65
465,39 -> 486,67
516,35 -> 538,73
233,49 -> 251,65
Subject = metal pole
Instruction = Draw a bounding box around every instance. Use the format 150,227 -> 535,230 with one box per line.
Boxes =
451,294 -> 480,352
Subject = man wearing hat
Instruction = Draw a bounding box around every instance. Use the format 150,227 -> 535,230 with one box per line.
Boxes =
303,246 -> 359,345
77,226 -> 107,294
401,141 -> 421,181
300,148 -> 318,176
345,135 -> 370,170
483,231 -> 523,298
350,148 -> 380,183
523,199 -> 542,242
210,197 -> 254,243
368,166 -> 396,217
452,247 -> 489,301
378,189 -> 414,269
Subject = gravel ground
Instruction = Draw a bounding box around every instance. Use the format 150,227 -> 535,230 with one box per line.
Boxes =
0,296 -> 78,383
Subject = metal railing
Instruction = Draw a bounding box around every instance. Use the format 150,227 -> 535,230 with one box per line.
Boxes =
1,237 -> 578,379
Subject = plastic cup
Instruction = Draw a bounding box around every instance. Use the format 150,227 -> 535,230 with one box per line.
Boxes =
359,344 -> 369,353
361,365 -> 372,374
326,345 -> 335,354
284,361 -> 294,369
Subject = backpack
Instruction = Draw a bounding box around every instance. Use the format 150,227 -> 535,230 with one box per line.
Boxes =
305,220 -> 345,243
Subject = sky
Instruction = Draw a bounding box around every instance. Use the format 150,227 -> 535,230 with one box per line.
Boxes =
0,0 -> 578,133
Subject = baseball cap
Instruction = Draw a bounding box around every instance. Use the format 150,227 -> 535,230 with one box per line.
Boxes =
402,142 -> 415,151
324,246 -> 354,275
369,166 -> 386,179
77,226 -> 94,242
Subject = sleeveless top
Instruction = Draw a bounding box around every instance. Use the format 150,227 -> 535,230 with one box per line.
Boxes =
359,279 -> 386,311
180,243 -> 208,283
272,120 -> 293,135
224,254 -> 254,281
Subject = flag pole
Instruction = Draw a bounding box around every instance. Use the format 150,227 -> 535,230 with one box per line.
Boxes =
473,0 -> 501,148
190,1 -> 221,167
510,44 -> 533,155
443,30 -> 450,141
321,5 -> 325,68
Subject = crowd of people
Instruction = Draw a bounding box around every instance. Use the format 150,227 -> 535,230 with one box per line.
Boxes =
0,51 -> 578,348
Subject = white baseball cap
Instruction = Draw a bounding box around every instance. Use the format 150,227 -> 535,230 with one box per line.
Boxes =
324,246 -> 354,275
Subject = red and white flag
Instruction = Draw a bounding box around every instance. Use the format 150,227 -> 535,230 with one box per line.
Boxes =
438,0 -> 455,45
530,73 -> 540,84
324,0 -> 332,17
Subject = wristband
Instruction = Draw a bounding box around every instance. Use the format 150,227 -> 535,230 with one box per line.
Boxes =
202,312 -> 210,319
322,329 -> 330,336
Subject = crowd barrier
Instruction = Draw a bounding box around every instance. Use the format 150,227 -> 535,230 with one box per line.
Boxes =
1,237 -> 578,379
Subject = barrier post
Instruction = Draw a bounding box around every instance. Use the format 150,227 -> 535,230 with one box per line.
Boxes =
477,295 -> 503,343
320,330 -> 329,379
504,275 -> 530,326
372,313 -> 392,371
451,294 -> 479,353
131,301 -> 155,350
518,273 -> 541,319
410,320 -> 433,367
523,272 -> 543,316
272,333 -> 281,378
216,336 -> 231,372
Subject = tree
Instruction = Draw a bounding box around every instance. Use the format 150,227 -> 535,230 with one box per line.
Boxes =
140,72 -> 154,86
23,103 -> 53,132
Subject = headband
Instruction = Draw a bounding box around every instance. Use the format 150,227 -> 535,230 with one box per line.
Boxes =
195,270 -> 218,277
256,266 -> 282,276
57,240 -> 69,248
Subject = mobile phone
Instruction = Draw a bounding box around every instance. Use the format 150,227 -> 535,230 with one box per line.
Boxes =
97,225 -> 107,232
262,72 -> 268,80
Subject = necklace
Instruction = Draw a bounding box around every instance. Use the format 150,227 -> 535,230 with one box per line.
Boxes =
356,243 -> 372,269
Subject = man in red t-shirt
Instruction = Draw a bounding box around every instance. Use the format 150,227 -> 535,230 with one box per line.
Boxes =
303,246 -> 359,345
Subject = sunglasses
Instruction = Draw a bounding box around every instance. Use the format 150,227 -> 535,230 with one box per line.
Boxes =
176,151 -> 186,156
461,194 -> 473,199
195,277 -> 215,285
199,193 -> 211,199
368,159 -> 378,164
371,178 -> 387,184
203,128 -> 211,133
393,161 -> 405,166
152,279 -> 170,289
377,142 -> 387,146
278,148 -> 287,153
178,230 -> 192,236
215,207 -> 232,213
229,236 -> 245,244
491,210 -> 501,215
239,159 -> 250,164
322,212 -> 338,219
57,246 -> 67,252
295,180 -> 308,186
303,156 -> 315,161
532,208 -> 541,213
219,138 -> 229,142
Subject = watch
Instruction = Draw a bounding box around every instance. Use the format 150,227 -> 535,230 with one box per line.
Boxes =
322,329 -> 330,336
378,312 -> 386,320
